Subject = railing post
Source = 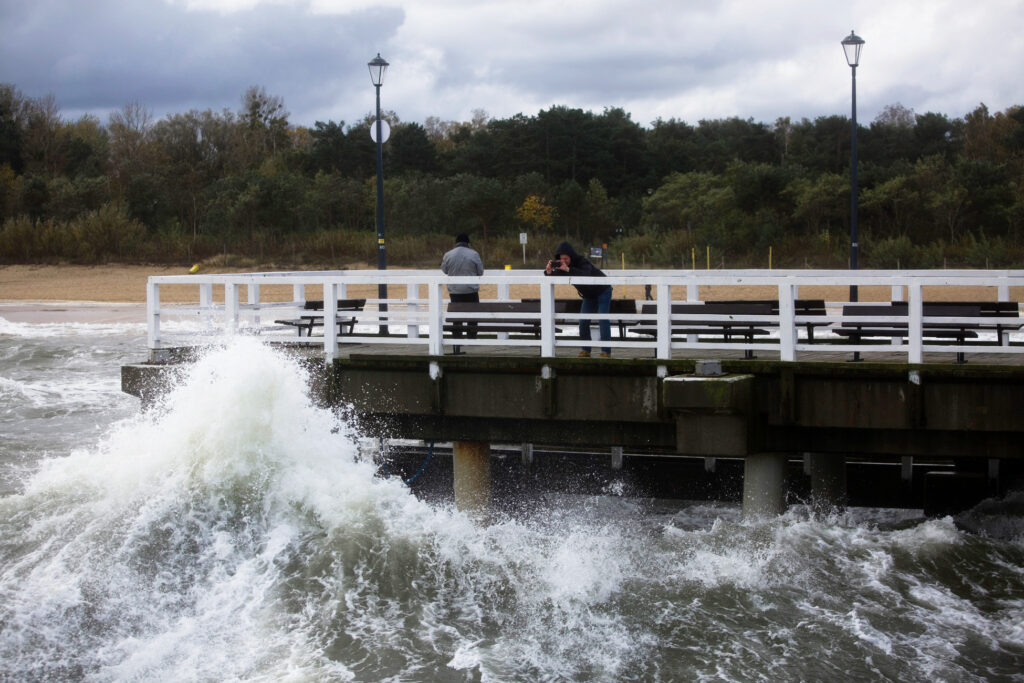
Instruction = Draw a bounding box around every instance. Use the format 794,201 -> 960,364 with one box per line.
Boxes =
147,279 -> 160,349
199,282 -> 213,331
540,283 -> 556,357
428,282 -> 444,356
686,278 -> 698,344
293,283 -> 305,305
225,283 -> 240,333
407,282 -> 420,338
778,282 -> 796,361
324,283 -> 338,359
908,283 -> 923,364
248,282 -> 260,329
656,283 -> 671,360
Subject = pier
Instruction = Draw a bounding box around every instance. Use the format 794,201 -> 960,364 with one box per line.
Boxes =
121,269 -> 1024,516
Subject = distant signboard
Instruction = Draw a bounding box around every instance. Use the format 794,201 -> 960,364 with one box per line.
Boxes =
369,119 -> 391,143
589,247 -> 603,260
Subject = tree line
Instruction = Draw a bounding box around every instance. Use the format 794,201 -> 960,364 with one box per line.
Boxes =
1,82 -> 1022,269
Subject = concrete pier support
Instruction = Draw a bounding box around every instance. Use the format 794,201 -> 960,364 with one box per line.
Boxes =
453,440 -> 491,513
743,453 -> 788,517
663,368 -> 756,457
809,453 -> 847,513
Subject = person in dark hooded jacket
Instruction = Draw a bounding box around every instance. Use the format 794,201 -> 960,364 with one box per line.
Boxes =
544,241 -> 612,357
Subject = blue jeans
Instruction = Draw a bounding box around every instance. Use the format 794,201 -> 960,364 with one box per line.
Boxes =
580,287 -> 612,354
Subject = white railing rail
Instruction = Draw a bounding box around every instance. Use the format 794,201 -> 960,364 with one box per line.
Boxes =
145,269 -> 1024,364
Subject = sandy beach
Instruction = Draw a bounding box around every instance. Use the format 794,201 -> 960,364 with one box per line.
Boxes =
0,264 -> 232,324
0,264 -> 251,303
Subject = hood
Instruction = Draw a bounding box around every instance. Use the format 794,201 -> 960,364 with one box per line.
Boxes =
553,241 -> 582,264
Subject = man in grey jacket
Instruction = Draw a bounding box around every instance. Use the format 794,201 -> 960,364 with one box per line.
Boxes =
441,233 -> 484,337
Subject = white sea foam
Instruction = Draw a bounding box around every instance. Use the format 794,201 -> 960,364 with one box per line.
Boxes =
2,335 -> 1023,681
1,338 -> 392,678
0,315 -> 147,338
0,374 -> 40,401
0,338 -> 642,679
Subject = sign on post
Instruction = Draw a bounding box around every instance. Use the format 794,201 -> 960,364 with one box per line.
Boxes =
520,232 -> 528,264
369,120 -> 391,143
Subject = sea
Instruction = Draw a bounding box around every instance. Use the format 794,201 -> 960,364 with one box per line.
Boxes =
2,310 -> 1024,682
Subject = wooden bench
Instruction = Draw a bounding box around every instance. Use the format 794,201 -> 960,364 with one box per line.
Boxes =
833,302 -> 989,363
631,301 -> 776,358
713,299 -> 829,341
274,299 -> 366,337
931,301 -> 1022,342
521,298 -> 638,336
444,301 -> 547,338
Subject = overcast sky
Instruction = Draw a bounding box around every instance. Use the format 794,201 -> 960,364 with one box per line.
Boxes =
2,0 -> 1021,131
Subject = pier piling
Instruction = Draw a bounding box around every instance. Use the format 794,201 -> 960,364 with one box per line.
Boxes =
453,440 -> 491,513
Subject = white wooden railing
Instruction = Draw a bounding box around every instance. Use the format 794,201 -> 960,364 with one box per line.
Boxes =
144,268 -> 1024,364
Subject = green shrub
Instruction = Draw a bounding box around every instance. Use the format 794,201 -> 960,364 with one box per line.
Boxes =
963,233 -> 1001,268
0,215 -> 40,260
0,216 -> 74,261
71,204 -> 145,263
865,234 -> 915,269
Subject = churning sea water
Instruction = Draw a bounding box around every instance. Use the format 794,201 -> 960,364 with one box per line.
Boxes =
1,312 -> 1024,682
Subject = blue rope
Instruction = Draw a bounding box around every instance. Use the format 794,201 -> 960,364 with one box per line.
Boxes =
376,441 -> 434,485
402,440 -> 434,485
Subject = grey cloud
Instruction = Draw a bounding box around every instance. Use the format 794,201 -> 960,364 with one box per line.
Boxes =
1,0 -> 1020,130
0,0 -> 403,124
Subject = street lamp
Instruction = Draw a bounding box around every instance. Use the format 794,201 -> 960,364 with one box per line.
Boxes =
368,52 -> 389,332
842,30 -> 864,302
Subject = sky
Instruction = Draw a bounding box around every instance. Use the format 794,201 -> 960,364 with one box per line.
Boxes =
2,0 -> 1022,132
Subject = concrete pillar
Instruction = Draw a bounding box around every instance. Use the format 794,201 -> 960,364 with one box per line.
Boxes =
453,440 -> 491,513
520,442 -> 534,468
808,453 -> 847,513
743,453 -> 788,517
610,446 -> 624,470
988,458 -> 1001,496
663,372 -> 756,457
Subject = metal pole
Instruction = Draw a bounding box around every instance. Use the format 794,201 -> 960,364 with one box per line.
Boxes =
849,63 -> 859,303
375,83 -> 388,333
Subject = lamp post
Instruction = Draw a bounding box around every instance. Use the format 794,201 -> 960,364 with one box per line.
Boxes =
368,52 -> 389,332
842,30 -> 864,302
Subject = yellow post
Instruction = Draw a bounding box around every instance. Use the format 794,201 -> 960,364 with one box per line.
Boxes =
621,253 -> 625,269
691,247 -> 695,270
706,245 -> 710,270
769,246 -> 773,270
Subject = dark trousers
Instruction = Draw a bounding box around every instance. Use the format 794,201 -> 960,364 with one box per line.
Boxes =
580,287 -> 612,354
449,291 -> 479,338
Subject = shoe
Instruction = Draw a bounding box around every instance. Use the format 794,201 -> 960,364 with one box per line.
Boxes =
599,352 -> 611,358
577,350 -> 591,358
